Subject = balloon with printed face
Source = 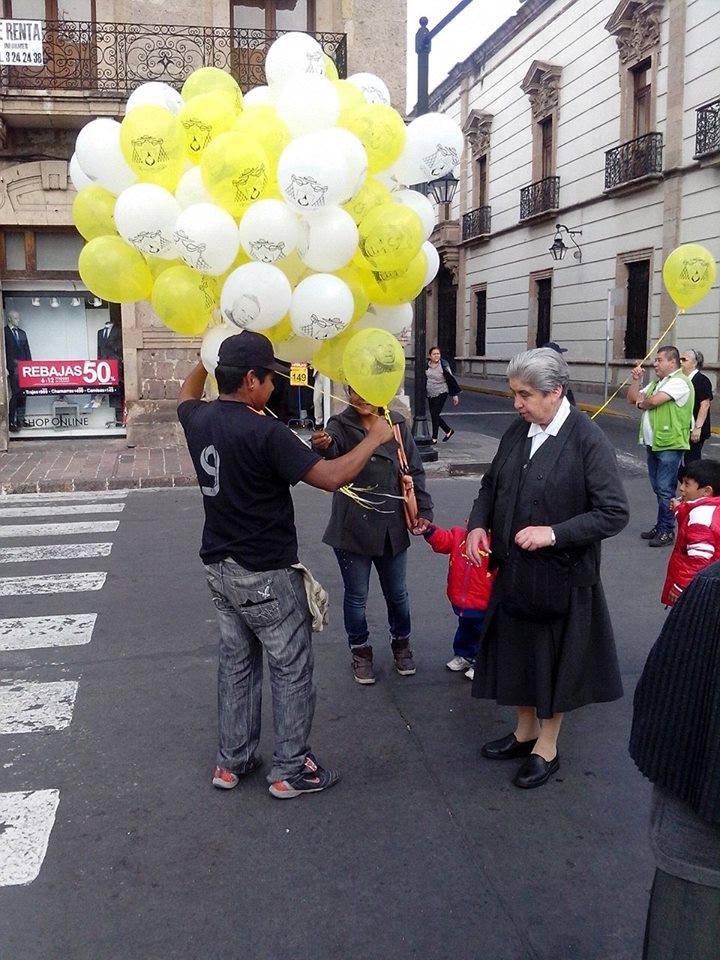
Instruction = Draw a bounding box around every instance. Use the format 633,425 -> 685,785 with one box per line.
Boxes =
175,165 -> 214,208
276,75 -> 340,137
126,81 -> 183,115
297,207 -> 359,272
69,153 -> 94,192
179,92 -> 238,164
358,201 -> 423,272
343,176 -> 391,224
201,322 -> 236,374
333,265 -> 370,322
243,85 -> 276,108
201,132 -> 269,218
265,31 -> 325,88
359,249 -> 427,306
72,186 -> 117,241
343,327 -> 405,407
221,262 -> 292,330
114,183 -> 181,260
393,112 -> 464,185
277,133 -> 349,212
233,106 -> 291,170
395,188 -> 436,241
238,199 -> 299,264
120,105 -> 185,190
662,243 -> 717,309
151,265 -> 217,336
422,241 -> 440,286
75,118 -> 137,195
181,67 -> 243,112
347,72 -> 391,106
290,273 -> 354,341
342,103 -> 406,174
172,203 -> 240,276
313,128 -> 367,202
79,236 -> 153,304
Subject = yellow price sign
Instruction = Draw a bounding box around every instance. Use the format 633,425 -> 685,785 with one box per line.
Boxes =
290,362 -> 309,387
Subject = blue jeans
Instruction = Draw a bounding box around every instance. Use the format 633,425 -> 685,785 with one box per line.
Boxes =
205,559 -> 315,784
646,447 -> 683,534
333,548 -> 411,648
452,611 -> 486,660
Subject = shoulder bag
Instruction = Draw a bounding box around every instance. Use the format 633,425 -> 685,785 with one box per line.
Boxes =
393,423 -> 418,531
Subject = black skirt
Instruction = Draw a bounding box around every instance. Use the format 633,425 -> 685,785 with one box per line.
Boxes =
472,565 -> 623,718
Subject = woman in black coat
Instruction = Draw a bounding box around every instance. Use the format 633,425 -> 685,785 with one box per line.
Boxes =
465,348 -> 629,789
312,388 -> 433,685
680,347 -> 713,463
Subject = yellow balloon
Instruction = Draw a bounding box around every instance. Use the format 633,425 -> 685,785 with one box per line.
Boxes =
343,327 -> 405,407
79,236 -> 153,304
324,54 -> 339,81
201,131 -> 269,217
334,79 -> 366,125
145,255 -> 185,280
151,265 -> 217,336
359,250 -> 427,306
275,335 -> 317,364
266,316 -> 293,346
179,92 -> 238,164
277,251 -> 309,287
662,243 -> 717,309
120,105 -> 185,190
313,329 -> 353,382
233,106 -> 291,169
333,265 -> 370,322
358,201 -> 423,271
343,176 -> 391,224
342,103 -> 406,173
72,185 -> 117,241
182,67 -> 243,112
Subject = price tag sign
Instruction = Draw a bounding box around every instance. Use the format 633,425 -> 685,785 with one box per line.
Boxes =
0,20 -> 44,66
290,362 -> 309,387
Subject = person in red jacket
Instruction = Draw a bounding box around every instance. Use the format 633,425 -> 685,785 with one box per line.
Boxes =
662,459 -> 720,606
424,522 -> 495,679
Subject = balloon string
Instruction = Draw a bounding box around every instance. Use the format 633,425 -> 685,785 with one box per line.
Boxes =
590,309 -> 683,421
272,365 -> 388,420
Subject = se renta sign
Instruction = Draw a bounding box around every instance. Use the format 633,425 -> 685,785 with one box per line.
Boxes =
18,359 -> 120,395
0,19 -> 44,66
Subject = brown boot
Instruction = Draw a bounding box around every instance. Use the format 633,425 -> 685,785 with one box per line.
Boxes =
392,640 -> 416,676
352,645 -> 375,685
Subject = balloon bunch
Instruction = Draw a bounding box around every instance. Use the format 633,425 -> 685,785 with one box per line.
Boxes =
70,33 -> 464,407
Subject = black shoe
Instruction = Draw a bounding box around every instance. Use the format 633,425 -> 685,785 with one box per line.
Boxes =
442,429 -> 455,442
640,527 -> 658,540
513,753 -> 560,789
268,753 -> 340,799
649,532 -> 675,548
481,733 -> 538,760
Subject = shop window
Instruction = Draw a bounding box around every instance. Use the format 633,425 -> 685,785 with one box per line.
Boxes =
1,229 -> 83,277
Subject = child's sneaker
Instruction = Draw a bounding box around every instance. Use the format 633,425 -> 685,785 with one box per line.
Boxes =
446,655 -> 472,672
268,753 -> 340,799
464,666 -> 475,681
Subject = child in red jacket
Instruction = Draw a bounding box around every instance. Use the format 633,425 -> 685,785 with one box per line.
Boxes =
424,522 -> 495,679
662,459 -> 720,606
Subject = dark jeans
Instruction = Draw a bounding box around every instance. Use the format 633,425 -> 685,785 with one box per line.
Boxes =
452,612 -> 485,660
428,392 -> 451,440
646,447 -> 683,534
205,559 -> 315,784
333,548 -> 411,648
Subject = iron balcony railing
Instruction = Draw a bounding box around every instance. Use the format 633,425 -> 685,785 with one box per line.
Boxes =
604,132 -> 663,190
695,98 -> 720,158
462,205 -> 491,241
0,21 -> 347,94
519,176 -> 559,220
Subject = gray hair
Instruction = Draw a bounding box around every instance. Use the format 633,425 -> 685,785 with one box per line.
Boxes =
684,347 -> 704,369
507,347 -> 570,394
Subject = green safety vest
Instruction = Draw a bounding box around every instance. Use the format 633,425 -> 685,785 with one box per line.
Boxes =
638,370 -> 694,452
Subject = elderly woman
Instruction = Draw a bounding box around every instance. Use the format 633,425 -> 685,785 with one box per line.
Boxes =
465,348 -> 629,789
680,348 -> 713,464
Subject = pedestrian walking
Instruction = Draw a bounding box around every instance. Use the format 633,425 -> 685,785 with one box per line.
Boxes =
177,331 -> 394,799
464,347 -> 629,789
423,521 -> 495,680
629,561 -> 720,960
425,346 -> 461,443
311,386 -> 432,685
680,347 -> 713,464
628,345 -> 694,548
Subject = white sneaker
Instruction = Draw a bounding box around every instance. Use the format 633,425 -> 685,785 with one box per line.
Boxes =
446,656 -> 471,672
464,666 -> 475,681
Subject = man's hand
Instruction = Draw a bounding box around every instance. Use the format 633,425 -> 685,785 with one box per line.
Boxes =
691,427 -> 702,443
367,416 -> 394,446
452,395 -> 459,407
631,365 -> 644,382
465,527 -> 490,566
411,517 -> 431,536
515,526 -> 555,551
311,430 -> 333,450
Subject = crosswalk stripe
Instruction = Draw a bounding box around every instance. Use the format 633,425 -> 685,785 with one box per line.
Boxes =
0,572 -> 106,596
0,543 -> 112,563
0,490 -> 127,504
0,521 -> 119,538
0,503 -> 125,518
0,614 -> 97,651
0,789 -> 60,887
0,680 -> 78,734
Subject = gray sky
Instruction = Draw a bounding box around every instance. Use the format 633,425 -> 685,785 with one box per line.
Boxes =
406,0 -> 522,110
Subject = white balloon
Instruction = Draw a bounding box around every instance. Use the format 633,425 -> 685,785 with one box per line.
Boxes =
395,189 -> 436,241
422,241 -> 440,286
277,133 -> 350,212
126,81 -> 183,115
347,72 -> 391,106
75,118 -> 137,195
221,262 -> 292,330
114,184 -> 181,259
69,153 -> 94,192
276,75 -> 340,137
394,113 -> 464,184
265,32 -> 325,88
201,323 -> 236,374
238,199 -> 299,263
314,128 -> 368,201
175,166 -> 214,209
243,85 -> 276,108
297,207 -> 358,271
369,302 -> 413,335
290,274 -> 354,341
173,203 -> 240,276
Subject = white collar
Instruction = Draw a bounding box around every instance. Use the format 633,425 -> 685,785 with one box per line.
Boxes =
688,368 -> 698,380
527,396 -> 572,438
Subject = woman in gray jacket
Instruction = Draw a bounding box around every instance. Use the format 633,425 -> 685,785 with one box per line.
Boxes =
312,388 -> 433,685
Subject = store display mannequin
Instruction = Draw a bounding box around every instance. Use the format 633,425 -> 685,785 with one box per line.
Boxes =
97,317 -> 123,425
4,309 -> 31,432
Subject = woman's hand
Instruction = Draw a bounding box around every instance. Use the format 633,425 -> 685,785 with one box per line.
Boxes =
691,427 -> 701,443
465,527 -> 490,565
515,526 -> 555,551
452,395 -> 459,407
411,518 -> 431,536
311,430 -> 333,450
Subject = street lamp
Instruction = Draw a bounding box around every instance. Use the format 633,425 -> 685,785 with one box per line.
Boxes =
549,223 -> 583,262
412,1 -> 474,457
428,171 -> 459,205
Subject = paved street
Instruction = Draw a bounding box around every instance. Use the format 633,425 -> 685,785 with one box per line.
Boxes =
0,407 -> 686,959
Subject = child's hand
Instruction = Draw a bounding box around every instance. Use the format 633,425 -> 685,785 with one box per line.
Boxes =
670,497 -> 681,511
411,518 -> 431,535
668,587 -> 681,605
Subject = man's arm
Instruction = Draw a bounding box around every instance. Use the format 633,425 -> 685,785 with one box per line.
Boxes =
627,366 -> 645,405
303,417 -> 393,492
178,361 -> 208,405
636,391 -> 673,410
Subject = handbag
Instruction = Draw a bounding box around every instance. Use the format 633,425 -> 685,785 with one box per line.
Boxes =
393,422 -> 419,530
501,544 -> 574,623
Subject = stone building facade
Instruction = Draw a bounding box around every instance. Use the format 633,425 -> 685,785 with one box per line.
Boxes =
0,0 -> 407,450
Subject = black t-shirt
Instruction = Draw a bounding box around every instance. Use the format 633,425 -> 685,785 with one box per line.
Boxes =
178,399 -> 320,571
691,371 -> 713,440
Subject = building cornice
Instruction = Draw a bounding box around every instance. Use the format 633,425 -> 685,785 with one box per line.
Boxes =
605,0 -> 664,64
462,109 -> 493,157
520,60 -> 562,120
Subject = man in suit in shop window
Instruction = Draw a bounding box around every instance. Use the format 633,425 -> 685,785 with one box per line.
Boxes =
4,309 -> 32,432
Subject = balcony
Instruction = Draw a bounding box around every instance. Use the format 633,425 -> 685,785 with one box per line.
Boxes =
462,205 -> 491,241
604,132 -> 663,193
519,176 -> 559,221
0,21 -> 347,97
694,99 -> 720,161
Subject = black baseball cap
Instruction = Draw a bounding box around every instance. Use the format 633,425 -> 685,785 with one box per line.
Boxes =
541,341 -> 568,354
217,331 -> 287,373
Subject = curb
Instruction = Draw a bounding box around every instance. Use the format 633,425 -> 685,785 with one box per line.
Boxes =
0,474 -> 199,496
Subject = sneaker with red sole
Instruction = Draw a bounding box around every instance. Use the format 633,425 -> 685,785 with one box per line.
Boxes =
212,755 -> 262,790
268,753 -> 340,799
